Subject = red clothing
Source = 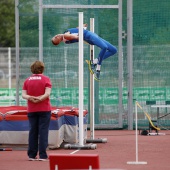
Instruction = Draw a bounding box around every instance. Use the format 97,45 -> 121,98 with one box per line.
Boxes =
22,74 -> 52,112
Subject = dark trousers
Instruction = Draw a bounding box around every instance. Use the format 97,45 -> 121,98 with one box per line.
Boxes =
27,111 -> 51,159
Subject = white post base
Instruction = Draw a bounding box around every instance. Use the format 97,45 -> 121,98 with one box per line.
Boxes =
127,161 -> 147,165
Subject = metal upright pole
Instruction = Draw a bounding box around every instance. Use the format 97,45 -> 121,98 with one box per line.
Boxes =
15,0 -> 19,105
127,0 -> 133,130
39,0 -> 43,61
118,0 -> 123,128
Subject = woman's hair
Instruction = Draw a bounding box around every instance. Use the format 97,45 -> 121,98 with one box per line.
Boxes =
30,60 -> 45,74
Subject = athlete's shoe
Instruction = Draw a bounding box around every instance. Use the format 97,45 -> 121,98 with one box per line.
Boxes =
85,60 -> 96,74
94,70 -> 100,81
28,157 -> 38,161
39,158 -> 49,161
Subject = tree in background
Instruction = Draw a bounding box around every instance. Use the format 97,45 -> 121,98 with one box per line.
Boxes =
1,0 -> 170,47
0,0 -> 15,47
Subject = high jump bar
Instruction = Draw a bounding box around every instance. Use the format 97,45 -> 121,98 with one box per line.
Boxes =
42,5 -> 119,9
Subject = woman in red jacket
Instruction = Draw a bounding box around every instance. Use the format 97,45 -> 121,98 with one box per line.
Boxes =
22,60 -> 52,161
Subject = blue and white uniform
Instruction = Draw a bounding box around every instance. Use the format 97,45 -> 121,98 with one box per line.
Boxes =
64,28 -> 117,65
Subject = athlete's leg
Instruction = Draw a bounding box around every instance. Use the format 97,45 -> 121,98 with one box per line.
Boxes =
86,33 -> 107,74
86,33 -> 116,81
100,38 -> 117,60
88,34 -> 108,65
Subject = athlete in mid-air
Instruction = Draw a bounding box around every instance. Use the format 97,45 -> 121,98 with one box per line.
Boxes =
51,24 -> 117,81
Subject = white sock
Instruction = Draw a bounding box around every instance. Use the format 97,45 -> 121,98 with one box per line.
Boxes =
96,65 -> 101,71
93,58 -> 98,64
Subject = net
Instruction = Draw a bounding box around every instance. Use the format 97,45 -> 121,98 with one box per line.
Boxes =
14,0 -> 170,129
18,0 -> 120,128
132,0 -> 170,128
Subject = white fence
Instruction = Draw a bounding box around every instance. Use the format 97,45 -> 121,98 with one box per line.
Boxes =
0,47 -> 16,88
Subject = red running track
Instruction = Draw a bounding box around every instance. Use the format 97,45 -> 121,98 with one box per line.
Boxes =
1,130 -> 170,170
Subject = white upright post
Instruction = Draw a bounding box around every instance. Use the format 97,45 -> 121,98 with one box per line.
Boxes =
78,12 -> 84,146
90,18 -> 95,140
8,47 -> 11,90
135,101 -> 139,162
85,18 -> 107,144
127,101 -> 147,165
64,12 -> 96,150
64,47 -> 68,88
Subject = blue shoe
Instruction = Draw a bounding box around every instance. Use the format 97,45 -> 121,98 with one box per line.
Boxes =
94,71 -> 100,81
85,60 -> 96,75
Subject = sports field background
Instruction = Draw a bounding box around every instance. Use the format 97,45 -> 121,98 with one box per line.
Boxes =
1,0 -> 170,129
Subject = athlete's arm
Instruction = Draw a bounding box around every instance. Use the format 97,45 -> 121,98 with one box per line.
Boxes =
64,33 -> 79,40
76,23 -> 88,29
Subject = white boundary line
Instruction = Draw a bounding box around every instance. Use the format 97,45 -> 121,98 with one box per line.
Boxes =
70,150 -> 80,154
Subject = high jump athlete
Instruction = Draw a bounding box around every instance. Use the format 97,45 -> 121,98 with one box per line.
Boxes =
51,24 -> 117,81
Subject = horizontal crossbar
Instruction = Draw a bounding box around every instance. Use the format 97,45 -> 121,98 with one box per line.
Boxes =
42,5 -> 119,9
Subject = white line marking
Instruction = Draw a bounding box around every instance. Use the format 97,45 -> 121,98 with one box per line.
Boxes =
70,150 -> 80,154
